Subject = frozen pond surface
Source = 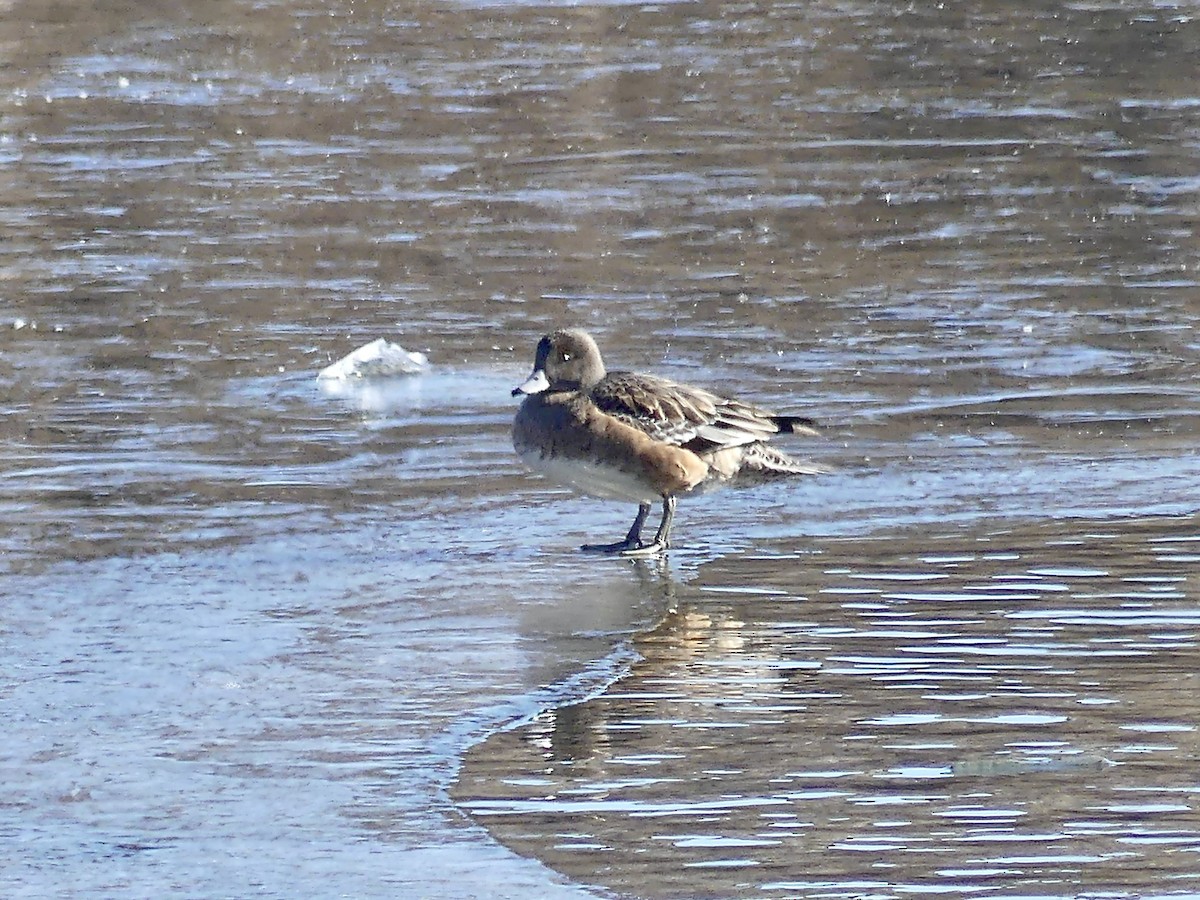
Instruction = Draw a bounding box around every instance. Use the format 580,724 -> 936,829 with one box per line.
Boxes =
458,516 -> 1200,899
3,0 -> 1200,896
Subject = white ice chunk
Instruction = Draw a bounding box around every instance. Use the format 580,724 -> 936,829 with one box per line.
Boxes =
317,338 -> 429,381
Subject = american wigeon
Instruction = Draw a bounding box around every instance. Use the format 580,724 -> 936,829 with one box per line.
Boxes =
512,329 -> 829,556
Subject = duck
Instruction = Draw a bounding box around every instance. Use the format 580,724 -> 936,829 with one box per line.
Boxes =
511,328 -> 828,556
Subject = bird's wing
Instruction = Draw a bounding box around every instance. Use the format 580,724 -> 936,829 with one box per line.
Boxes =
591,372 -> 783,451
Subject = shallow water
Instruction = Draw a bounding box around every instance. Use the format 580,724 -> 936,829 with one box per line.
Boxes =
3,0 -> 1200,896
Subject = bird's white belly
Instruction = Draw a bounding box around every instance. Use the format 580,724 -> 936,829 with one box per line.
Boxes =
519,449 -> 660,504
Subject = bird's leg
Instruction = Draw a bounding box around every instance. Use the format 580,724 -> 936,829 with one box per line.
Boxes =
618,496 -> 675,557
582,503 -> 651,553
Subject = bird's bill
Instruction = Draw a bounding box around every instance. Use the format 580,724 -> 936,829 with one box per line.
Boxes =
512,368 -> 550,396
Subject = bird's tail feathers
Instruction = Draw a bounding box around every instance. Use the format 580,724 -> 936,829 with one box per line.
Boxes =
773,415 -> 822,437
741,444 -> 834,477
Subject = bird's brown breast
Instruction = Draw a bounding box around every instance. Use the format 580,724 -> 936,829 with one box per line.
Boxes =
514,391 -> 708,497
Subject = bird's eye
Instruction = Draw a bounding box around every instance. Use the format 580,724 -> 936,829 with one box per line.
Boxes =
561,352 -> 571,362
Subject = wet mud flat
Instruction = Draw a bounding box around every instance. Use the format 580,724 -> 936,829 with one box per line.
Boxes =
455,514 -> 1200,899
